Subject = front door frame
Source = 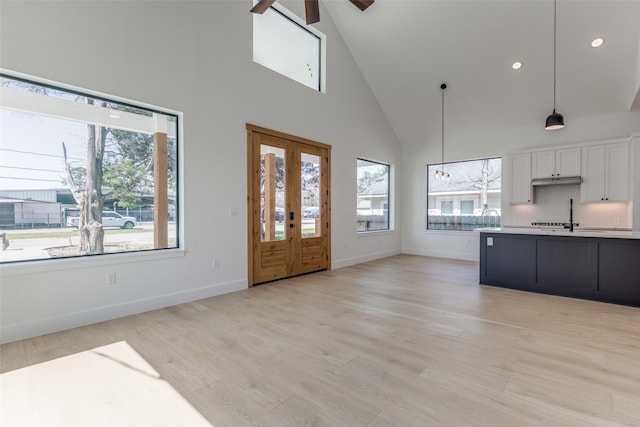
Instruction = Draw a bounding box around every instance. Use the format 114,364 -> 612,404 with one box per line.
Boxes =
246,124 -> 331,287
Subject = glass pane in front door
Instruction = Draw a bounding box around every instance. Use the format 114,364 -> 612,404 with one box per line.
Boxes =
301,152 -> 321,238
260,145 -> 286,242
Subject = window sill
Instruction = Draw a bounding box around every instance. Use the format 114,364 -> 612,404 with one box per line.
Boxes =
425,229 -> 478,236
356,229 -> 394,237
0,248 -> 186,277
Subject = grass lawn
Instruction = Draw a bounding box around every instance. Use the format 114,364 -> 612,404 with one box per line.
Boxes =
2,228 -> 149,240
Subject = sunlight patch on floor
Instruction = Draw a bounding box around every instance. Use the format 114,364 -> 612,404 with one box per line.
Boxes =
0,341 -> 212,427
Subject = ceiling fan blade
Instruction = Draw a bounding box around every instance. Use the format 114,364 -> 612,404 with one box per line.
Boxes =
348,0 -> 374,12
250,0 -> 277,14
305,0 -> 320,24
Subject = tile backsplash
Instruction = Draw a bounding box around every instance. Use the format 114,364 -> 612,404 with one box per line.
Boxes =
508,185 -> 631,228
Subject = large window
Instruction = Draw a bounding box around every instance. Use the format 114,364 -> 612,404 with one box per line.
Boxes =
427,158 -> 501,231
357,159 -> 390,232
0,74 -> 179,263
253,3 -> 325,92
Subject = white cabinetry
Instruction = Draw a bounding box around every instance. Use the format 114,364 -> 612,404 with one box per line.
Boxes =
509,153 -> 532,204
581,142 -> 629,202
532,148 -> 581,179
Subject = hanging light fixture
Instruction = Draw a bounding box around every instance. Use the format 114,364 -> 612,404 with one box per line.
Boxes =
434,83 -> 450,182
545,0 -> 565,130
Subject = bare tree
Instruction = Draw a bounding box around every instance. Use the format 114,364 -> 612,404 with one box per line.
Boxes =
63,99 -> 108,254
480,159 -> 489,215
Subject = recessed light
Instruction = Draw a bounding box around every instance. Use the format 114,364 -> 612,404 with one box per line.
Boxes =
512,61 -> 523,70
591,38 -> 604,48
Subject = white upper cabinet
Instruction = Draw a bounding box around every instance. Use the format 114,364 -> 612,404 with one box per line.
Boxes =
581,142 -> 629,202
531,150 -> 555,178
531,148 -> 581,179
556,148 -> 582,177
509,153 -> 532,204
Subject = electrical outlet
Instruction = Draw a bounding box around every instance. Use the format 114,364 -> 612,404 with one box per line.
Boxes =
106,272 -> 117,285
212,258 -> 220,269
613,217 -> 621,226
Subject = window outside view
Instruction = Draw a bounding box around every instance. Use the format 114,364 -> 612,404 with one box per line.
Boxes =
260,145 -> 322,242
427,158 -> 501,231
260,145 -> 286,242
357,159 -> 390,232
253,4 -> 323,91
0,75 -> 179,263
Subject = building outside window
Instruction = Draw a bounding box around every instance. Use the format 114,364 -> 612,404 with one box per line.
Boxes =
441,201 -> 453,215
460,200 -> 474,215
357,158 -> 390,232
427,157 -> 501,231
0,74 -> 180,263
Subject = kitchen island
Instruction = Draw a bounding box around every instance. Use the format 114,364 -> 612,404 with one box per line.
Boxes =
478,228 -> 640,307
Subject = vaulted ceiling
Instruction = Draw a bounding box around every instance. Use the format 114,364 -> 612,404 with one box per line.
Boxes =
321,0 -> 640,146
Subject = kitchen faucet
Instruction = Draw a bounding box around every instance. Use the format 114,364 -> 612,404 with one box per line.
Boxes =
569,198 -> 574,232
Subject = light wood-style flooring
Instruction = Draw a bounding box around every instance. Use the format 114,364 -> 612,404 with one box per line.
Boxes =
2,255 -> 640,426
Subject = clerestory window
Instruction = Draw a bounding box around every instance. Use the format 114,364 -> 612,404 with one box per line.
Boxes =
253,3 -> 325,92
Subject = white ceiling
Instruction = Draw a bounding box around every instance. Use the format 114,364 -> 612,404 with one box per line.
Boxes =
321,0 -> 640,146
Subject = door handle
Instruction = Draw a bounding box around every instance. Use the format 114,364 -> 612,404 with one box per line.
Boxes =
289,212 -> 294,221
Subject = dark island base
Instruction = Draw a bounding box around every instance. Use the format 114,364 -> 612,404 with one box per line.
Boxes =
479,232 -> 640,307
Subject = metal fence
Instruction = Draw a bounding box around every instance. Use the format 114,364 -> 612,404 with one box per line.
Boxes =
0,212 -> 63,229
356,214 -> 389,232
0,207 -> 175,229
427,215 -> 501,231
63,207 -> 173,224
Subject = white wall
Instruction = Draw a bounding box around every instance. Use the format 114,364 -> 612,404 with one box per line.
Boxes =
402,111 -> 640,262
507,186 -> 631,228
632,31 -> 640,110
632,135 -> 640,231
0,0 -> 402,343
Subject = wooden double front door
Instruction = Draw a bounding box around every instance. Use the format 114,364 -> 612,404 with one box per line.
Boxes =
247,124 -> 331,286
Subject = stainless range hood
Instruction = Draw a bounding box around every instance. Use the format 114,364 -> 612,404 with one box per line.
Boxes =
531,176 -> 582,186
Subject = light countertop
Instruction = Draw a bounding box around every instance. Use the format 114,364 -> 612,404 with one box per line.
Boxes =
475,227 -> 640,239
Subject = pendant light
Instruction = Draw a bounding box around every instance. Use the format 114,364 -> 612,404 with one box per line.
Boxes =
545,0 -> 564,130
434,83 -> 450,182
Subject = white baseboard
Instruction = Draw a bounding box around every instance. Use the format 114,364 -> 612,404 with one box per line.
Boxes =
332,248 -> 401,269
401,247 -> 479,262
0,279 -> 247,344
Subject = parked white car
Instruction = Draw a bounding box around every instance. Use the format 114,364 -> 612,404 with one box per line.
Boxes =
303,207 -> 319,218
66,211 -> 137,229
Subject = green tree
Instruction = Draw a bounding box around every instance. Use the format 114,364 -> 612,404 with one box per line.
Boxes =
103,117 -> 177,209
357,168 -> 387,195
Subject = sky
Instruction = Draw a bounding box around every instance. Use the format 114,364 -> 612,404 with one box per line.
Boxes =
0,109 -> 86,191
